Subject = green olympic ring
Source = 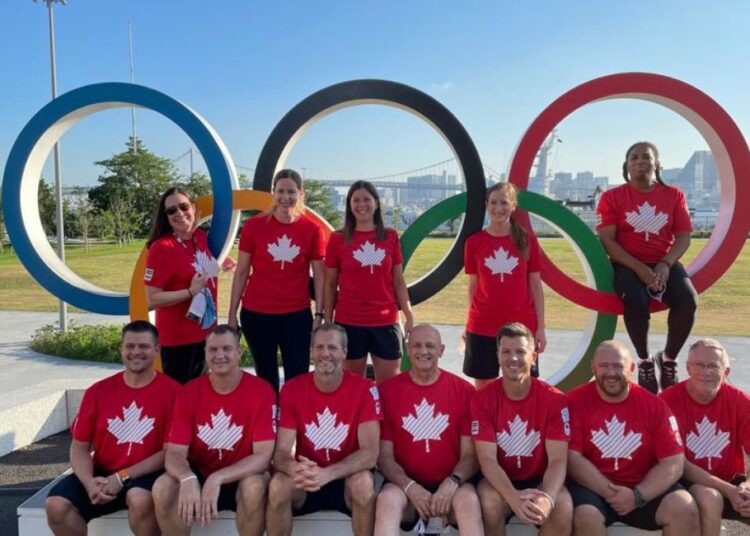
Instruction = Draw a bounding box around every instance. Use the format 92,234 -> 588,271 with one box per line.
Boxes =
401,190 -> 617,391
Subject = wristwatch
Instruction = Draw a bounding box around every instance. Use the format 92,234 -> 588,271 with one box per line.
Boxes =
633,487 -> 647,508
117,469 -> 132,488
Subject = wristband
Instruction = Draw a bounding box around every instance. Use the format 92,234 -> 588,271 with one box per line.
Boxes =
314,312 -> 324,318
187,288 -> 193,298
180,474 -> 198,484
538,490 -> 555,510
403,479 -> 416,494
449,473 -> 463,486
116,469 -> 131,487
114,472 -> 124,488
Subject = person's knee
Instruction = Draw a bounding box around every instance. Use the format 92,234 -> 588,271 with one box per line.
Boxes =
452,485 -> 480,516
151,474 -> 178,509
657,489 -> 699,527
45,496 -> 77,524
376,483 -> 406,512
689,484 -> 723,513
126,488 -> 155,515
267,473 -> 294,509
346,471 -> 375,508
573,504 -> 605,531
550,488 -> 573,523
477,482 -> 506,521
237,474 -> 268,509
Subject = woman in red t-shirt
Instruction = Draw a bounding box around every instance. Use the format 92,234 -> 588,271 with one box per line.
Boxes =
596,141 -> 698,394
145,187 -> 220,384
324,180 -> 414,384
463,182 -> 546,389
228,169 -> 326,392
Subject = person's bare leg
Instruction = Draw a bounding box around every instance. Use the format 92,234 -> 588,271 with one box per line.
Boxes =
45,496 -> 87,536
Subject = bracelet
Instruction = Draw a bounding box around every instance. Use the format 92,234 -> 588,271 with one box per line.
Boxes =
180,474 -> 198,484
114,472 -> 124,488
314,312 -> 324,317
450,473 -> 463,486
187,288 -> 193,298
538,490 -> 555,510
403,479 -> 416,494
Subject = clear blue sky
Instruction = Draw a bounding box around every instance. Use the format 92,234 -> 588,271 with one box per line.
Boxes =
2,0 -> 749,186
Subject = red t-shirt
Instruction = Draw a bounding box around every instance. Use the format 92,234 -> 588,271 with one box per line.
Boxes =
660,381 -> 750,482
167,372 -> 276,477
278,371 -> 382,467
596,183 -> 692,263
471,378 -> 569,481
324,228 -> 403,326
144,229 -> 219,346
380,370 -> 475,487
464,230 -> 542,337
238,213 -> 326,314
568,382 -> 684,487
71,371 -> 181,474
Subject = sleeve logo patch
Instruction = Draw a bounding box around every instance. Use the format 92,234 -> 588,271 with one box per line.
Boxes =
471,420 -> 479,436
144,268 -> 154,282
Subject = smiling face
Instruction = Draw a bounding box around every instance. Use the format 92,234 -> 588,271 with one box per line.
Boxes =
120,331 -> 159,374
485,188 -> 516,227
686,344 -> 728,396
626,143 -> 659,184
311,328 -> 347,377
205,331 -> 241,377
349,187 -> 378,226
592,342 -> 634,401
498,335 -> 536,384
407,325 -> 444,374
164,192 -> 196,236
273,177 -> 303,218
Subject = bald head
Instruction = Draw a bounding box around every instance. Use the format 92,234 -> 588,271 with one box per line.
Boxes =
409,324 -> 442,344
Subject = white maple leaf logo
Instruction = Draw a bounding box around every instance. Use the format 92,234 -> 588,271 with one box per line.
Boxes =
304,407 -> 349,461
352,241 -> 385,274
625,202 -> 668,242
267,234 -> 300,270
106,401 -> 155,456
497,415 -> 541,469
483,247 -> 518,282
591,415 -> 642,471
401,398 -> 450,453
192,249 -> 220,279
197,408 -> 244,460
686,416 -> 730,471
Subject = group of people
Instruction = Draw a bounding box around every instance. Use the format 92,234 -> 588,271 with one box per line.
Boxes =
44,320 -> 750,536
41,139 -> 722,535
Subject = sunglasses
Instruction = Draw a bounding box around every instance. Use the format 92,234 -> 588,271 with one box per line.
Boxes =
165,202 -> 192,216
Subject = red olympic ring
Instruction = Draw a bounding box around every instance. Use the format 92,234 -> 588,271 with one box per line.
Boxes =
507,72 -> 750,314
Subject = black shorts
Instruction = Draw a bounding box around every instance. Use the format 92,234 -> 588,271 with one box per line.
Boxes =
463,332 -> 498,379
194,466 -> 240,512
339,323 -> 402,360
161,341 -> 206,385
568,480 -> 684,530
294,478 -> 350,516
681,477 -> 750,525
46,471 -> 161,522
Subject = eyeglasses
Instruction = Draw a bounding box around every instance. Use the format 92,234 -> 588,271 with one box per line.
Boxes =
165,202 -> 191,216
687,362 -> 724,372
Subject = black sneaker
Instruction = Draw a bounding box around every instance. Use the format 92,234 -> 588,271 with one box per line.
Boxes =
655,352 -> 679,390
638,358 -> 658,394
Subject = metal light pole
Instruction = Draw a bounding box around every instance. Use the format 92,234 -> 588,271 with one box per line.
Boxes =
128,20 -> 137,154
36,0 -> 68,331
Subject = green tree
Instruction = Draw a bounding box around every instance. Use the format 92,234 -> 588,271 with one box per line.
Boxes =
38,179 -> 58,236
89,137 -> 180,237
304,179 -> 341,229
180,172 -> 212,198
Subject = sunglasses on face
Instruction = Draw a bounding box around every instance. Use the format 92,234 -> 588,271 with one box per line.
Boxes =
165,202 -> 191,216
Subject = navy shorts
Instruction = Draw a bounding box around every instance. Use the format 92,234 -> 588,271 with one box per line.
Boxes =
569,480 -> 684,530
46,470 -> 161,522
294,478 -> 350,516
194,466 -> 240,512
681,477 -> 750,525
463,332 -> 498,379
339,323 -> 403,360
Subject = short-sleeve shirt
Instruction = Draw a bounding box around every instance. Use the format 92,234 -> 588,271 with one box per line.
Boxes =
471,378 -> 569,481
278,371 -> 382,467
596,183 -> 692,263
144,229 -> 219,346
167,372 -> 276,477
464,231 -> 542,337
568,382 -> 684,487
324,228 -> 403,326
72,371 -> 181,474
380,370 -> 475,487
660,381 -> 750,482
238,213 -> 326,314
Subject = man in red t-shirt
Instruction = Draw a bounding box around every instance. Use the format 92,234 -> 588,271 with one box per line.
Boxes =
266,323 -> 381,536
152,325 -> 276,536
568,340 -> 699,534
471,322 -> 571,535
45,321 -> 181,536
375,324 -> 482,534
660,338 -> 750,535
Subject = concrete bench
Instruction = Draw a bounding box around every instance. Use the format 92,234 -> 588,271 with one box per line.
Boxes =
19,474 -> 660,535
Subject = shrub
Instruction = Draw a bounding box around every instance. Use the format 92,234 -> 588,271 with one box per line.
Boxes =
30,322 -> 256,366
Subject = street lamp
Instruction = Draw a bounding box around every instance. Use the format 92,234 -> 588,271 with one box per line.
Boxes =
35,0 -> 68,331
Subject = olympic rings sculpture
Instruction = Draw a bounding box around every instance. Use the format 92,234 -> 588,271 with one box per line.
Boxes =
3,73 -> 749,389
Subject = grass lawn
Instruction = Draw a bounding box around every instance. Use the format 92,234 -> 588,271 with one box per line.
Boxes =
1,238 -> 749,335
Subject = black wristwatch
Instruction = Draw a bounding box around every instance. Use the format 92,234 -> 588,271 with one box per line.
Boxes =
633,487 -> 647,508
449,473 -> 463,486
